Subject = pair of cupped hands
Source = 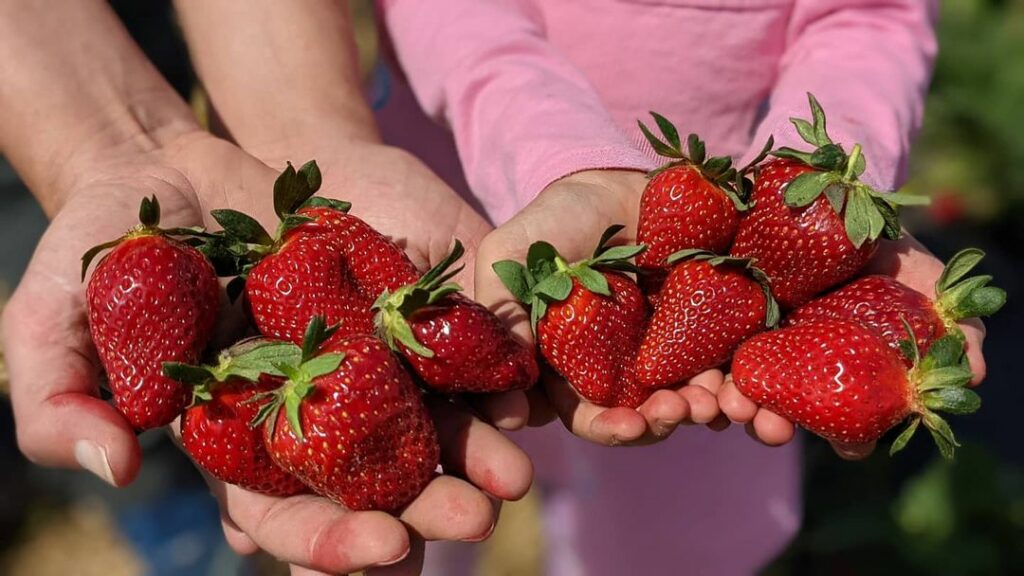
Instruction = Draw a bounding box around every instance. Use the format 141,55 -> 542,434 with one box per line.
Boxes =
0,129 -> 986,576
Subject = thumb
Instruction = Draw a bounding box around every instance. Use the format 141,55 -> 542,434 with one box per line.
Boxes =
474,225 -> 536,350
2,269 -> 141,486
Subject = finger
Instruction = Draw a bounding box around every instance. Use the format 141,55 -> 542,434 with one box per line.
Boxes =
216,485 -> 410,573
717,376 -> 759,424
468,390 -> 530,431
397,476 -> 495,542
220,513 -> 259,555
960,318 -> 987,386
750,409 -> 796,446
473,227 -> 536,348
544,374 -> 646,445
2,286 -> 141,486
635,389 -> 689,438
829,440 -> 877,460
367,536 -> 426,576
678,386 -> 720,424
430,397 -> 533,501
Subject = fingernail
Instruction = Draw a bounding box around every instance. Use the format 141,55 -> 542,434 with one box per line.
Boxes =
74,440 -> 116,486
462,522 -> 496,543
375,547 -> 410,567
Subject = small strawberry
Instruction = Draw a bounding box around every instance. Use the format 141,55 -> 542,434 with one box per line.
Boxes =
163,339 -> 307,496
785,249 -> 1006,362
494,226 -> 648,407
732,319 -> 980,459
82,196 -> 220,430
730,94 -> 929,308
635,250 -> 779,389
374,241 -> 539,394
635,113 -> 770,275
208,161 -> 418,345
254,318 -> 439,512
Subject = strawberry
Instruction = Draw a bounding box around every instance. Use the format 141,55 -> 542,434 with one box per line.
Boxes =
82,196 -> 220,430
785,249 -> 1006,362
730,94 -> 929,309
494,226 -> 648,407
374,241 -> 539,393
208,161 -> 418,345
254,318 -> 439,512
732,319 -> 980,459
163,339 -> 307,496
635,114 -> 770,279
636,250 -> 779,389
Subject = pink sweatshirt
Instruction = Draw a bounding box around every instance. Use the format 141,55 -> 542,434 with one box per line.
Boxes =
373,1 -> 937,574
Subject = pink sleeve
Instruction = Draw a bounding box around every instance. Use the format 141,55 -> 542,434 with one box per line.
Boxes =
376,0 -> 652,213
742,0 -> 938,190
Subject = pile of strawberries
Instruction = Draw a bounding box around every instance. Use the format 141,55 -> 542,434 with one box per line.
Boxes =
82,164 -> 536,511
495,95 -> 1004,459
82,95 -> 1005,513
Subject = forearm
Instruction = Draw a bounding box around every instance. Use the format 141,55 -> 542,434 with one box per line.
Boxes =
0,0 -> 198,215
745,0 -> 938,189
174,0 -> 380,163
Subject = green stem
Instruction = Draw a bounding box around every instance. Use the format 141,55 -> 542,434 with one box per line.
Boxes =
843,144 -> 862,181
554,256 -> 571,273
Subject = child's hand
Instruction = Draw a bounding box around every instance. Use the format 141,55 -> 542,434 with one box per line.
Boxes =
475,170 -> 726,446
718,234 -> 989,459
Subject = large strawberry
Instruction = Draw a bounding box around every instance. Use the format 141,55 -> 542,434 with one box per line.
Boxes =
636,250 -> 779,389
635,114 -> 770,281
163,339 -> 306,496
373,241 -> 538,394
254,318 -> 439,512
83,196 -> 220,430
732,319 -> 979,459
208,161 -> 418,345
730,94 -> 929,309
785,249 -> 1006,362
494,226 -> 648,407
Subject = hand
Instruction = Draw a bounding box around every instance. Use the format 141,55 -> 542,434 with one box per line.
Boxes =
475,170 -> 726,447
718,234 -> 989,459
1,131 -> 533,574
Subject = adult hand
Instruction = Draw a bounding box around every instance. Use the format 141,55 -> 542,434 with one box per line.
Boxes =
475,169 -> 726,447
1,131 -> 533,574
718,234 -> 988,459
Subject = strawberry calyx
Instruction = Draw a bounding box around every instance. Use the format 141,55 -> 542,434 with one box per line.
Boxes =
162,338 -> 303,406
373,240 -> 465,358
638,112 -> 765,211
665,249 -> 780,328
249,316 -> 344,441
932,248 -> 1006,332
890,319 -> 979,460
769,93 -> 930,249
80,195 -> 214,281
492,225 -> 646,332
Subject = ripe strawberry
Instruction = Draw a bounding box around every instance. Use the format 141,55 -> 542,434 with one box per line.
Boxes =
164,339 -> 307,496
732,319 -> 980,459
208,161 -> 418,346
785,249 -> 1006,362
635,114 -> 770,277
636,250 -> 779,389
494,226 -> 648,407
730,94 -> 928,309
255,318 -> 439,512
82,196 -> 220,430
374,241 -> 539,393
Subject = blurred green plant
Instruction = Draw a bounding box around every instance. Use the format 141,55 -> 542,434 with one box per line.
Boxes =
907,0 -> 1024,223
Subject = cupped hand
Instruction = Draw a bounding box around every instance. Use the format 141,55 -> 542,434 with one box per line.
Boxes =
718,234 -> 989,459
474,169 -> 727,447
1,131 -> 533,574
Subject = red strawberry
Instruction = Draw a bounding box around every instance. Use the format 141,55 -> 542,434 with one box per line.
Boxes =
164,340 -> 307,496
494,226 -> 648,407
374,241 -> 539,393
256,318 -> 439,512
83,196 -> 220,430
785,249 -> 1005,363
209,161 -> 418,346
730,94 -> 928,309
636,250 -> 778,389
732,319 -> 979,459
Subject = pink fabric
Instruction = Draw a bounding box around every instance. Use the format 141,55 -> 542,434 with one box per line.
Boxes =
374,1 -> 937,574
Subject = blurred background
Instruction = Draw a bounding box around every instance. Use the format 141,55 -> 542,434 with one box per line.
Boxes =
1,0 -> 1022,574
